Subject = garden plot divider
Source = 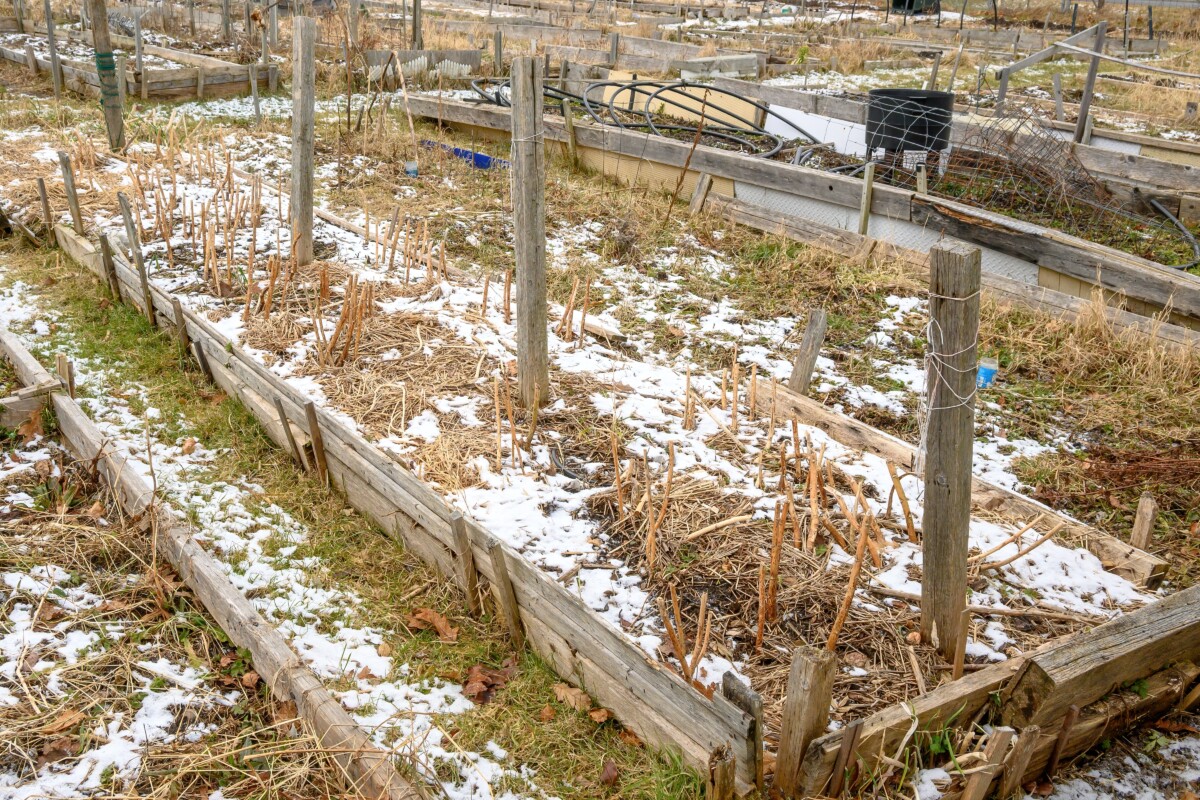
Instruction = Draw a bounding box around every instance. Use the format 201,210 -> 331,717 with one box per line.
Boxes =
0,23 -> 272,99
0,323 -> 422,800
45,221 -> 763,797
396,93 -> 1200,331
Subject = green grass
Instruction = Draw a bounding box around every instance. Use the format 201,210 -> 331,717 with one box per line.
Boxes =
0,234 -> 704,798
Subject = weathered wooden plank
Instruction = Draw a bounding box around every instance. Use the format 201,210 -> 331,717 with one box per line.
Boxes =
1001,583 -> 1200,728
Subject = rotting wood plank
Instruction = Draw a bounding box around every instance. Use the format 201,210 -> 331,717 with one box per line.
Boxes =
0,329 -> 425,800
1001,583 -> 1200,728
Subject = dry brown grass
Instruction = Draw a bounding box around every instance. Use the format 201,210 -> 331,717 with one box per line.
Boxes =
0,449 -> 351,799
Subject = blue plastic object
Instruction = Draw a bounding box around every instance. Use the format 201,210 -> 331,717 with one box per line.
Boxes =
977,357 -> 999,389
420,140 -> 510,170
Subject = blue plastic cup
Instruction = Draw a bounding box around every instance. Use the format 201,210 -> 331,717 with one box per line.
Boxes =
977,357 -> 998,389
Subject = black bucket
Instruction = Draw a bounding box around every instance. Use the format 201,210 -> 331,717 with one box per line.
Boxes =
865,89 -> 954,153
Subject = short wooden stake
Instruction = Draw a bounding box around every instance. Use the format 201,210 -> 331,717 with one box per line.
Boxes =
857,161 -> 875,237
788,307 -> 827,394
688,172 -> 713,216
562,100 -> 578,166
58,152 -> 84,235
925,50 -> 942,90
303,401 -> 329,487
99,235 -> 120,298
775,646 -> 836,796
721,672 -> 764,791
452,514 -> 481,616
961,727 -> 1015,800
706,745 -> 736,800
55,353 -> 75,398
272,396 -> 307,469
1051,72 -> 1065,122
828,718 -> 863,797
191,341 -> 214,383
170,297 -> 190,352
997,725 -> 1041,798
916,163 -> 928,195
1130,492 -> 1157,550
117,192 -> 155,328
486,538 -> 525,650
35,177 -> 54,245
921,242 -> 981,660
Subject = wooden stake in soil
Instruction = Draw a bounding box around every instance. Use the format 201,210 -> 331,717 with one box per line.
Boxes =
43,0 -> 63,101
58,152 -> 84,235
116,192 -> 156,329
35,177 -> 54,245
99,235 -> 120,299
1130,492 -> 1157,551
921,242 -> 981,659
88,0 -> 125,150
511,57 -> 549,409
775,646 -> 836,797
303,400 -> 329,487
788,307 -> 827,394
487,538 -> 525,650
452,514 -> 481,616
290,17 -> 317,267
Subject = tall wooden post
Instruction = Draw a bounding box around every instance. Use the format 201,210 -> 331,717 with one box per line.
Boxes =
921,242 -> 981,660
493,29 -> 503,75
511,57 -> 549,409
1073,20 -> 1107,144
290,17 -> 316,267
43,0 -> 63,101
788,308 -> 827,394
134,12 -> 144,74
411,0 -> 422,49
222,0 -> 232,41
348,0 -> 360,46
268,0 -> 278,48
87,0 -> 125,150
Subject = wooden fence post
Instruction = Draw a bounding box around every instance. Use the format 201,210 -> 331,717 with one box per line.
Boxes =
290,16 -> 316,267
608,32 -> 619,66
493,29 -> 503,75
511,57 -> 549,409
920,241 -> 981,660
411,0 -> 422,49
116,53 -> 127,104
775,646 -> 836,797
57,152 -> 84,235
88,0 -> 126,151
25,43 -> 37,76
1051,73 -> 1065,122
133,11 -> 144,74
222,0 -> 232,41
722,672 -> 764,791
99,235 -> 120,299
788,308 -> 827,395
303,400 -> 329,486
925,50 -> 942,90
43,0 -> 63,101
452,514 -> 481,616
268,0 -> 278,48
1074,21 -> 1107,144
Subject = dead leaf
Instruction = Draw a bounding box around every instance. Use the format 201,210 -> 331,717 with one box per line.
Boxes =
241,670 -> 260,688
17,408 -> 43,444
1031,779 -> 1055,797
181,437 -> 197,455
599,758 -> 620,787
98,297 -> 111,310
41,709 -> 85,735
36,604 -> 65,624
37,737 -> 77,769
85,501 -> 105,519
377,641 -> 393,657
461,660 -> 517,705
553,683 -> 591,712
618,728 -> 643,748
407,607 -> 459,643
356,665 -> 377,681
272,699 -> 298,723
1153,720 -> 1199,734
538,704 -> 556,723
588,708 -> 612,724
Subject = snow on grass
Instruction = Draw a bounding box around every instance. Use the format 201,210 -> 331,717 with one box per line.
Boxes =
0,273 -> 547,799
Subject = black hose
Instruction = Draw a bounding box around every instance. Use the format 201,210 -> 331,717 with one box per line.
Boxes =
1148,197 -> 1200,271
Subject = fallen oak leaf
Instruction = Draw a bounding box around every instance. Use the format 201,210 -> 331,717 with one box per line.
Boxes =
538,704 -> 556,723
40,709 -> 86,735
241,670 -> 260,688
553,682 -> 591,712
407,607 -> 459,643
588,707 -> 612,724
462,661 -> 516,705
618,728 -> 643,748
17,408 -> 43,444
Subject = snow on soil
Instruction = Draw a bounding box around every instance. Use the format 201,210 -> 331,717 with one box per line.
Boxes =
0,279 -> 547,798
87,121 -> 1150,692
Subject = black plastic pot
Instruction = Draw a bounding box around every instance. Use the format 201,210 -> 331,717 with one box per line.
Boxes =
865,88 -> 954,154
